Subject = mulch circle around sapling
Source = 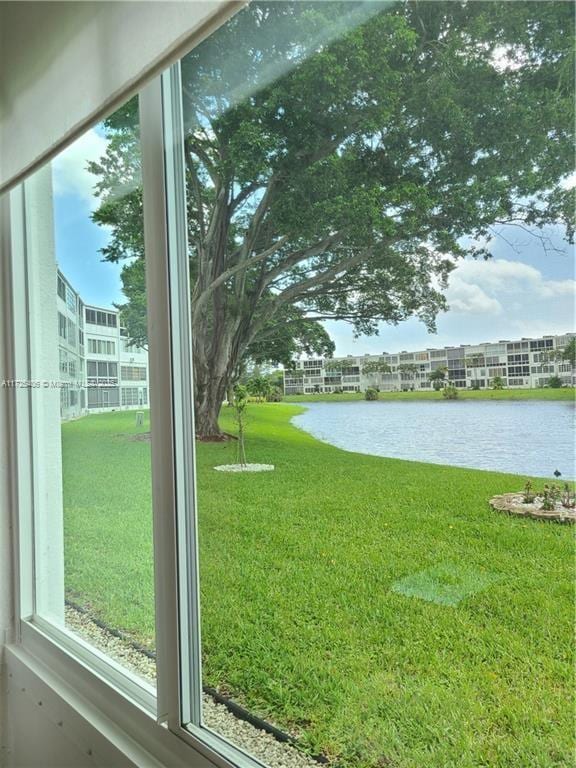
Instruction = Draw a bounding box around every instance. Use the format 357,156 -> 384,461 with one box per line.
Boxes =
214,463 -> 275,473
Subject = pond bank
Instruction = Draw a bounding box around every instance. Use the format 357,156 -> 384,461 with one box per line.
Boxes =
285,386 -> 575,403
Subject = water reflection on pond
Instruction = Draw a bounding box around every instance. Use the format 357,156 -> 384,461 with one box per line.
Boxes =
292,400 -> 575,479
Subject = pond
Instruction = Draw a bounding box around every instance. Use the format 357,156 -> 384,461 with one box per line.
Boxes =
292,400 -> 576,479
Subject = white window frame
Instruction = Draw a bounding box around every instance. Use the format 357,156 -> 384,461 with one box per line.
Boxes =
4,30 -> 272,768
141,64 -> 268,768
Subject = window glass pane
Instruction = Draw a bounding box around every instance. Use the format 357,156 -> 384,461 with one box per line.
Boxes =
22,96 -> 155,687
165,1 -> 572,765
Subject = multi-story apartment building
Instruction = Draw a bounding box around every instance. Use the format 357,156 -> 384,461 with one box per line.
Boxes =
57,271 -> 86,420
57,269 -> 149,419
283,333 -> 576,395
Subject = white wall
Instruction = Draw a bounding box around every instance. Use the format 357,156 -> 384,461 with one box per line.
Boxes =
3,645 -> 176,767
0,1 -> 243,193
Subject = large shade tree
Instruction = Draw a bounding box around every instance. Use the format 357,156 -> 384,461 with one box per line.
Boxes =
90,0 -> 574,437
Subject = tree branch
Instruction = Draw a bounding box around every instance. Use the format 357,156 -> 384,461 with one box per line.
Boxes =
194,235 -> 289,315
184,142 -> 206,242
187,137 -> 219,186
230,180 -> 264,213
244,248 -> 373,347
274,247 -> 372,307
259,232 -> 344,289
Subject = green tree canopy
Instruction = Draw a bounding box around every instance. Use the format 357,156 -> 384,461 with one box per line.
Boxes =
362,360 -> 392,375
561,338 -> 576,367
90,1 -> 575,436
429,365 -> 448,390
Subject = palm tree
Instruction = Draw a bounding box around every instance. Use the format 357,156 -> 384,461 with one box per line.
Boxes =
247,375 -> 271,402
361,359 -> 392,389
465,353 -> 485,389
560,338 -> 576,384
398,362 -> 419,391
428,366 -> 448,391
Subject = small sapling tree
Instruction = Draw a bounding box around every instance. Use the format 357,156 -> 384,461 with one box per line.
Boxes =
233,384 -> 249,467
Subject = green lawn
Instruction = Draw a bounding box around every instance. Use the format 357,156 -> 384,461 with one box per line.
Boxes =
62,405 -> 574,768
285,386 -> 576,403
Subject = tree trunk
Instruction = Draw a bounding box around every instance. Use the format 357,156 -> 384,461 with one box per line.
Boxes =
192,316 -> 244,438
194,373 -> 228,439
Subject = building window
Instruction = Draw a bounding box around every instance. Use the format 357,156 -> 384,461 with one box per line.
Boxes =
121,337 -> 143,353
86,308 -> 118,327
507,341 -> 529,352
88,338 -> 116,355
67,318 -> 76,347
66,286 -> 77,313
58,312 -> 67,339
89,360 -> 118,381
87,386 -> 121,408
530,338 -> 554,350
121,387 -> 145,406
121,365 -> 147,381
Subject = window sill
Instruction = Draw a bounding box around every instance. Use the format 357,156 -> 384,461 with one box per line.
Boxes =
8,621 -> 238,768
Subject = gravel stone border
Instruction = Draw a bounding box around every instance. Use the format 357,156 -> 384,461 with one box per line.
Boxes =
489,492 -> 576,523
64,605 -> 320,768
214,463 -> 275,473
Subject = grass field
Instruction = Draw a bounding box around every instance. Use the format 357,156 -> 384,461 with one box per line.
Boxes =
284,386 -> 576,403
62,404 -> 574,768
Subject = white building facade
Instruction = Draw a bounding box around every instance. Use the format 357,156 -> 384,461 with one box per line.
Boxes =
283,333 -> 576,395
56,271 -> 86,419
57,269 -> 149,419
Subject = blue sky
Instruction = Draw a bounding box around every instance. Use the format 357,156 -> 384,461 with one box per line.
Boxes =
52,128 -> 575,353
326,222 -> 575,354
52,129 -> 124,309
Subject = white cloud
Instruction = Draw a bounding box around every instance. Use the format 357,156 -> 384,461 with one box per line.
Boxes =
445,276 -> 502,315
539,279 -> 576,298
446,258 -> 576,308
451,258 -> 539,290
52,129 -> 108,211
324,256 -> 574,356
